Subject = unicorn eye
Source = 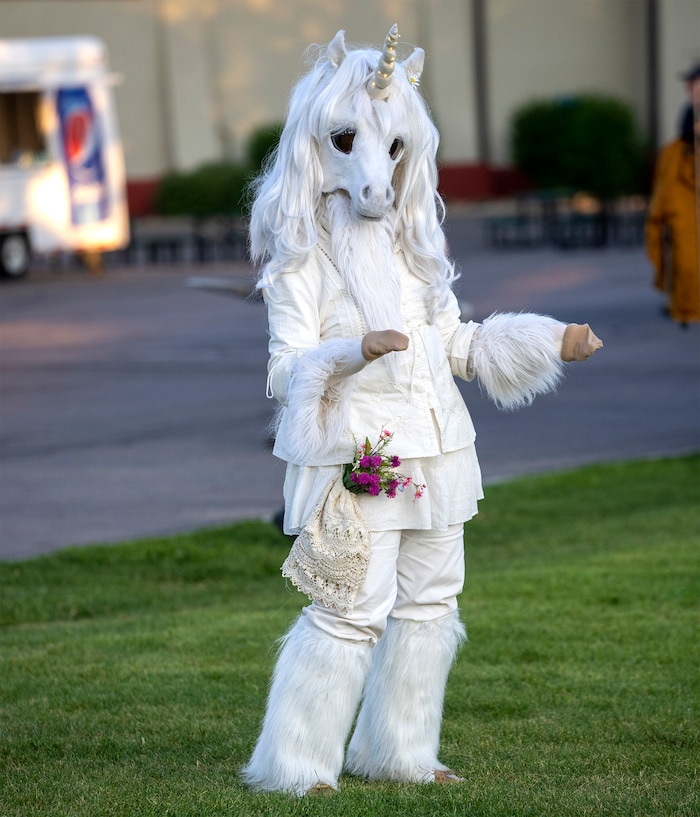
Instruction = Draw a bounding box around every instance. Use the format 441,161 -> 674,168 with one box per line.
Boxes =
389,138 -> 404,160
331,129 -> 356,154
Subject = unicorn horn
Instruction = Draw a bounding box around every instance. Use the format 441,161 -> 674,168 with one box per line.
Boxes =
368,23 -> 399,98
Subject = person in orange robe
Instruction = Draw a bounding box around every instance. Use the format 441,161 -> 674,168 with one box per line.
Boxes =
645,63 -> 700,327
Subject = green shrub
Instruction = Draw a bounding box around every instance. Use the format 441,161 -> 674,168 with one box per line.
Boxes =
153,123 -> 284,218
511,94 -> 648,199
152,171 -> 192,217
154,161 -> 249,217
247,121 -> 284,172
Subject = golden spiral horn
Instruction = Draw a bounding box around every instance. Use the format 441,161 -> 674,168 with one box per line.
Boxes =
368,23 -> 399,98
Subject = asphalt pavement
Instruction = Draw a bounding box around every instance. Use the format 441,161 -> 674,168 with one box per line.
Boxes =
1,215 -> 698,560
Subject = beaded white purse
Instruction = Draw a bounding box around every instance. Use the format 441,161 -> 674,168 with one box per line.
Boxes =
282,474 -> 370,614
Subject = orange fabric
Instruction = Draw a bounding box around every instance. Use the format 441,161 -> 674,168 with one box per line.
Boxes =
645,139 -> 700,323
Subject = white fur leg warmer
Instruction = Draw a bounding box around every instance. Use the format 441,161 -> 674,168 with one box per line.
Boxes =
282,339 -> 358,462
471,312 -> 565,410
346,612 -> 467,782
241,614 -> 372,795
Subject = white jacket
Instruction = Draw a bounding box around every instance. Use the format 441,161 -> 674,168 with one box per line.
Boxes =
263,243 -> 566,468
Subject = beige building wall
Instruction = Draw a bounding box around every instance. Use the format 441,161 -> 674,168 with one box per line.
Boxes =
417,0 -> 480,164
486,0 -> 647,165
2,0 -> 698,198
157,1 -> 220,170
658,0 -> 700,145
1,0 -> 167,178
207,0 -> 419,162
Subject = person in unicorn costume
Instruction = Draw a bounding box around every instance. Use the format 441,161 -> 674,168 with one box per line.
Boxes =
242,25 -> 602,795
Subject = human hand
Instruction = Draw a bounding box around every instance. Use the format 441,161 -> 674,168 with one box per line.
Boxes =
561,323 -> 603,361
361,330 -> 410,361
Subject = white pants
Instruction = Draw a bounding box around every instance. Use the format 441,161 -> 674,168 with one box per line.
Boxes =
304,523 -> 465,644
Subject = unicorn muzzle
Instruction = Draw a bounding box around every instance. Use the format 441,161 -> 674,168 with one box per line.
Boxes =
356,183 -> 395,220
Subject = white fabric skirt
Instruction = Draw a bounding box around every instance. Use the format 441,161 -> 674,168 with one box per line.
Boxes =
282,444 -> 484,535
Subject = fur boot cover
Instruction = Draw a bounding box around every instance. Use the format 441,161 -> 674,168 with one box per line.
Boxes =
241,614 -> 372,795
471,312 -> 565,410
346,611 -> 467,782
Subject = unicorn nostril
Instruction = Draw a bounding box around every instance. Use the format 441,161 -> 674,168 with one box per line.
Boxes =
361,185 -> 371,201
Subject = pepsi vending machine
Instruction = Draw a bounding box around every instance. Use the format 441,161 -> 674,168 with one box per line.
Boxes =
56,87 -> 109,226
0,37 -> 129,278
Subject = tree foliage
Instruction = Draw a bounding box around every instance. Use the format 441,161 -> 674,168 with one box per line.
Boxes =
154,122 -> 283,217
511,94 -> 648,199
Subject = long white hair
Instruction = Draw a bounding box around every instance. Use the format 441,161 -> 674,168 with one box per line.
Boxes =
250,31 -> 457,313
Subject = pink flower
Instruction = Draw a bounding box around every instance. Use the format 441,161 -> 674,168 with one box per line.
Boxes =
343,430 -> 422,501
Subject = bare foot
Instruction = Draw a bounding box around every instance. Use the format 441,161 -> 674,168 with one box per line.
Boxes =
433,769 -> 465,783
306,783 -> 335,796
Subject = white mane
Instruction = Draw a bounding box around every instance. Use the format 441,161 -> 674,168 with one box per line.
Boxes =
250,32 -> 457,311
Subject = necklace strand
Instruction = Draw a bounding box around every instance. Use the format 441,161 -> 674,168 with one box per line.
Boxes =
316,245 -> 368,334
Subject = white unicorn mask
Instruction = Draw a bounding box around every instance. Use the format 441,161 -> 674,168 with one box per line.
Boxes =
319,25 -> 424,220
252,24 -> 456,308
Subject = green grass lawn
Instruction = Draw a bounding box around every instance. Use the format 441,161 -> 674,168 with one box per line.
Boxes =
1,456 -> 698,817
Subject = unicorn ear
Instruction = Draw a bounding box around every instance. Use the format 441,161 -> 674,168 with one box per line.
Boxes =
328,30 -> 347,68
403,47 -> 425,87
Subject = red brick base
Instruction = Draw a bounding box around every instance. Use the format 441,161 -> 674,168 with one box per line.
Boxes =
126,164 -> 532,217
126,179 -> 159,218
438,163 -> 532,201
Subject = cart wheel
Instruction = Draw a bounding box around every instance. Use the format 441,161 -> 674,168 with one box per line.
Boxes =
0,233 -> 31,279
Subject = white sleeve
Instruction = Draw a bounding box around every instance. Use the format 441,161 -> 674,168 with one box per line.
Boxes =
264,261 -> 367,406
431,286 -> 481,381
262,259 -> 369,462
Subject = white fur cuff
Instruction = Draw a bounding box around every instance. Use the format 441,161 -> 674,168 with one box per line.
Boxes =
281,338 -> 360,462
471,312 -> 565,410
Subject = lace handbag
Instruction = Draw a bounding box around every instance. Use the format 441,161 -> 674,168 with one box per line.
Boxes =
282,474 -> 370,614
